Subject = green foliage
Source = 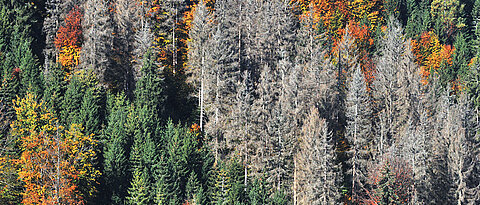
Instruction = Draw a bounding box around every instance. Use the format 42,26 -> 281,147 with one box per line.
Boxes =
127,168 -> 150,205
43,64 -> 66,116
103,93 -> 132,204
452,32 -> 472,82
248,177 -> 269,205
61,71 -> 101,127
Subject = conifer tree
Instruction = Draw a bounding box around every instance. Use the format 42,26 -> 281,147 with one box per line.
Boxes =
126,167 -> 150,205
346,67 -> 373,202
473,0 -> 480,54
374,17 -> 411,152
81,0 -> 114,85
187,0 -> 214,131
295,107 -> 339,204
103,93 -> 132,204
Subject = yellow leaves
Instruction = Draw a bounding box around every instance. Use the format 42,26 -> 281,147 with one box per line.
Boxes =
9,93 -> 99,204
59,45 -> 81,74
412,31 -> 455,84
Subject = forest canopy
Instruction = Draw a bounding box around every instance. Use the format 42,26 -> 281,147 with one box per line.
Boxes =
0,0 -> 480,204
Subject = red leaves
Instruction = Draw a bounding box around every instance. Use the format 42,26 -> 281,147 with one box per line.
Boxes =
55,6 -> 83,72
412,31 -> 454,84
54,7 -> 82,51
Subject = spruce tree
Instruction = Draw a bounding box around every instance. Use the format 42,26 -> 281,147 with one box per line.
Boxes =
103,93 -> 131,204
374,17 -> 411,152
126,167 -> 150,205
186,0 -> 214,131
81,0 -> 114,86
345,67 -> 373,202
295,107 -> 339,204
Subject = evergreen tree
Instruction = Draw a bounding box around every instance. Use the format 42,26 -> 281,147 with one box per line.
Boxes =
451,32 -> 472,83
43,64 -> 66,117
248,177 -> 269,205
103,93 -> 132,204
126,167 -> 150,205
473,0 -> 480,54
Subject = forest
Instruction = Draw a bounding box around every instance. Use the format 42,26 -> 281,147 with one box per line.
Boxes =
0,0 -> 480,204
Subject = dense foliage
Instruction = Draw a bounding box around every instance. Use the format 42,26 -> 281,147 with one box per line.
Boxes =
0,0 -> 480,204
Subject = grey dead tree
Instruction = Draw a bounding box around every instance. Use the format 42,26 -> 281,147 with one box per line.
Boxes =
345,66 -> 373,203
186,0 -> 214,131
81,0 -> 114,86
248,0 -> 298,193
429,87 -> 453,204
114,0 -> 146,93
373,16 -> 409,155
225,69 -> 254,189
43,0 -> 61,74
293,8 -> 336,204
295,107 -> 339,205
205,0 -> 242,163
448,94 -> 480,205
401,107 -> 431,205
133,19 -> 154,80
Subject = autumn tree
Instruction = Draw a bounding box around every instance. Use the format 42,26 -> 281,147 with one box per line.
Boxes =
10,93 -> 99,204
363,154 -> 414,204
54,6 -> 83,74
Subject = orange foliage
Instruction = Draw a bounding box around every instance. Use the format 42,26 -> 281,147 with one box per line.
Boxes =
55,7 -> 83,74
293,1 -> 382,89
10,94 -> 99,205
412,31 -> 454,84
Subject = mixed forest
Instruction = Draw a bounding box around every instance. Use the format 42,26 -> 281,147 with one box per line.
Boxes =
1,0 -> 480,204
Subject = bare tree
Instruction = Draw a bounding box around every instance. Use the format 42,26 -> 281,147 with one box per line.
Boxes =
374,16 -> 411,154
345,66 -> 373,202
81,0 -> 114,85
295,107 -> 339,204
186,0 -> 214,131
